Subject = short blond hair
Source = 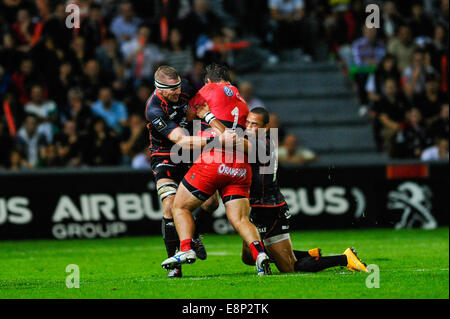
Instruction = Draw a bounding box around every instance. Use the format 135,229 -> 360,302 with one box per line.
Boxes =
154,65 -> 179,83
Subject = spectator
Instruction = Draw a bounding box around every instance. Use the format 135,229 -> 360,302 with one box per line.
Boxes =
372,77 -> 410,155
392,107 -> 427,159
125,83 -> 152,116
0,33 -> 25,75
60,88 -> 93,134
163,28 -> 194,75
67,36 -> 93,78
24,84 -> 58,143
408,1 -> 435,38
421,136 -> 449,161
8,148 -> 31,170
268,0 -> 310,56
413,73 -> 448,126
119,113 -> 147,164
51,61 -> 78,108
387,24 -> 416,72
79,116 -> 122,166
91,87 -> 128,133
110,1 -> 142,45
238,81 -> 265,110
352,26 -> 386,106
30,36 -> 65,97
41,2 -> 73,52
352,26 -> 386,67
11,8 -> 36,51
79,59 -> 106,105
402,48 -> 436,98
365,53 -> 400,103
15,114 -> 48,167
78,3 -> 107,55
427,103 -> 449,143
381,1 -> 404,40
121,25 -> 164,84
0,64 -> 13,96
435,0 -> 449,26
180,0 -> 224,46
36,143 -> 64,168
278,133 -> 318,165
0,120 -> 13,168
95,33 -> 124,82
54,120 -> 83,167
11,58 -> 44,105
131,148 -> 151,169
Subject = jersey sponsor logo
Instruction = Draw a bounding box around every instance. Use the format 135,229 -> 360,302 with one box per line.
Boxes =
151,117 -> 167,132
218,164 -> 247,178
223,86 -> 234,97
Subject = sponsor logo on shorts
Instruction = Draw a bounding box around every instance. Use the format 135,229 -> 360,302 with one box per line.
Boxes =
218,164 -> 247,178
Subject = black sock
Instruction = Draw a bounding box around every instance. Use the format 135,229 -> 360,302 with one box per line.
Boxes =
162,218 -> 179,258
294,255 -> 347,273
193,207 -> 212,238
293,250 -> 312,259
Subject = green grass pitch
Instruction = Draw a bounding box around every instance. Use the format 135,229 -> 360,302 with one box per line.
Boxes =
0,228 -> 448,299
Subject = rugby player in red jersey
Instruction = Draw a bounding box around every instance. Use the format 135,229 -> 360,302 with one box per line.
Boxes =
241,108 -> 369,273
161,64 -> 272,276
146,65 -> 221,278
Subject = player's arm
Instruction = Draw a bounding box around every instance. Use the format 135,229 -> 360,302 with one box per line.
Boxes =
147,106 -> 208,150
167,127 -> 211,149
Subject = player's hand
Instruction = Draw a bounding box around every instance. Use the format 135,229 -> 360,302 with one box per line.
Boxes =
196,102 -> 211,119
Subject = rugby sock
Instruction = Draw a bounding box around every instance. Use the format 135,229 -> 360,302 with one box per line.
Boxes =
294,255 -> 347,273
293,250 -> 312,259
249,241 -> 265,261
180,239 -> 193,252
162,218 -> 179,257
193,207 -> 210,238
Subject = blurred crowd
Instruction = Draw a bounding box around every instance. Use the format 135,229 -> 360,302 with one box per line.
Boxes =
329,0 -> 449,161
0,0 -> 448,171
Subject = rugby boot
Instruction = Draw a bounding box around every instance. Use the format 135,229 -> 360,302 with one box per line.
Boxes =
192,236 -> 207,260
166,267 -> 182,278
256,252 -> 272,276
343,247 -> 368,272
162,249 -> 197,270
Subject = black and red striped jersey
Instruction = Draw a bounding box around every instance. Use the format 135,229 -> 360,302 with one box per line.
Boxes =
249,133 -> 286,208
144,79 -> 197,155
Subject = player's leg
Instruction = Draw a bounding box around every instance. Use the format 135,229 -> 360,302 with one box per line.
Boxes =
155,178 -> 184,277
241,240 -> 255,266
264,236 -> 297,273
193,191 -> 219,236
224,197 -> 271,275
157,179 -> 179,254
161,182 -> 204,270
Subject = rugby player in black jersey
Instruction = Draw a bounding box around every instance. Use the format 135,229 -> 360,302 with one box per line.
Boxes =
145,66 -> 219,278
241,107 -> 369,273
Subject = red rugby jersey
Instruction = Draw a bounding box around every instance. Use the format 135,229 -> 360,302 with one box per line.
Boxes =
189,83 -> 249,132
